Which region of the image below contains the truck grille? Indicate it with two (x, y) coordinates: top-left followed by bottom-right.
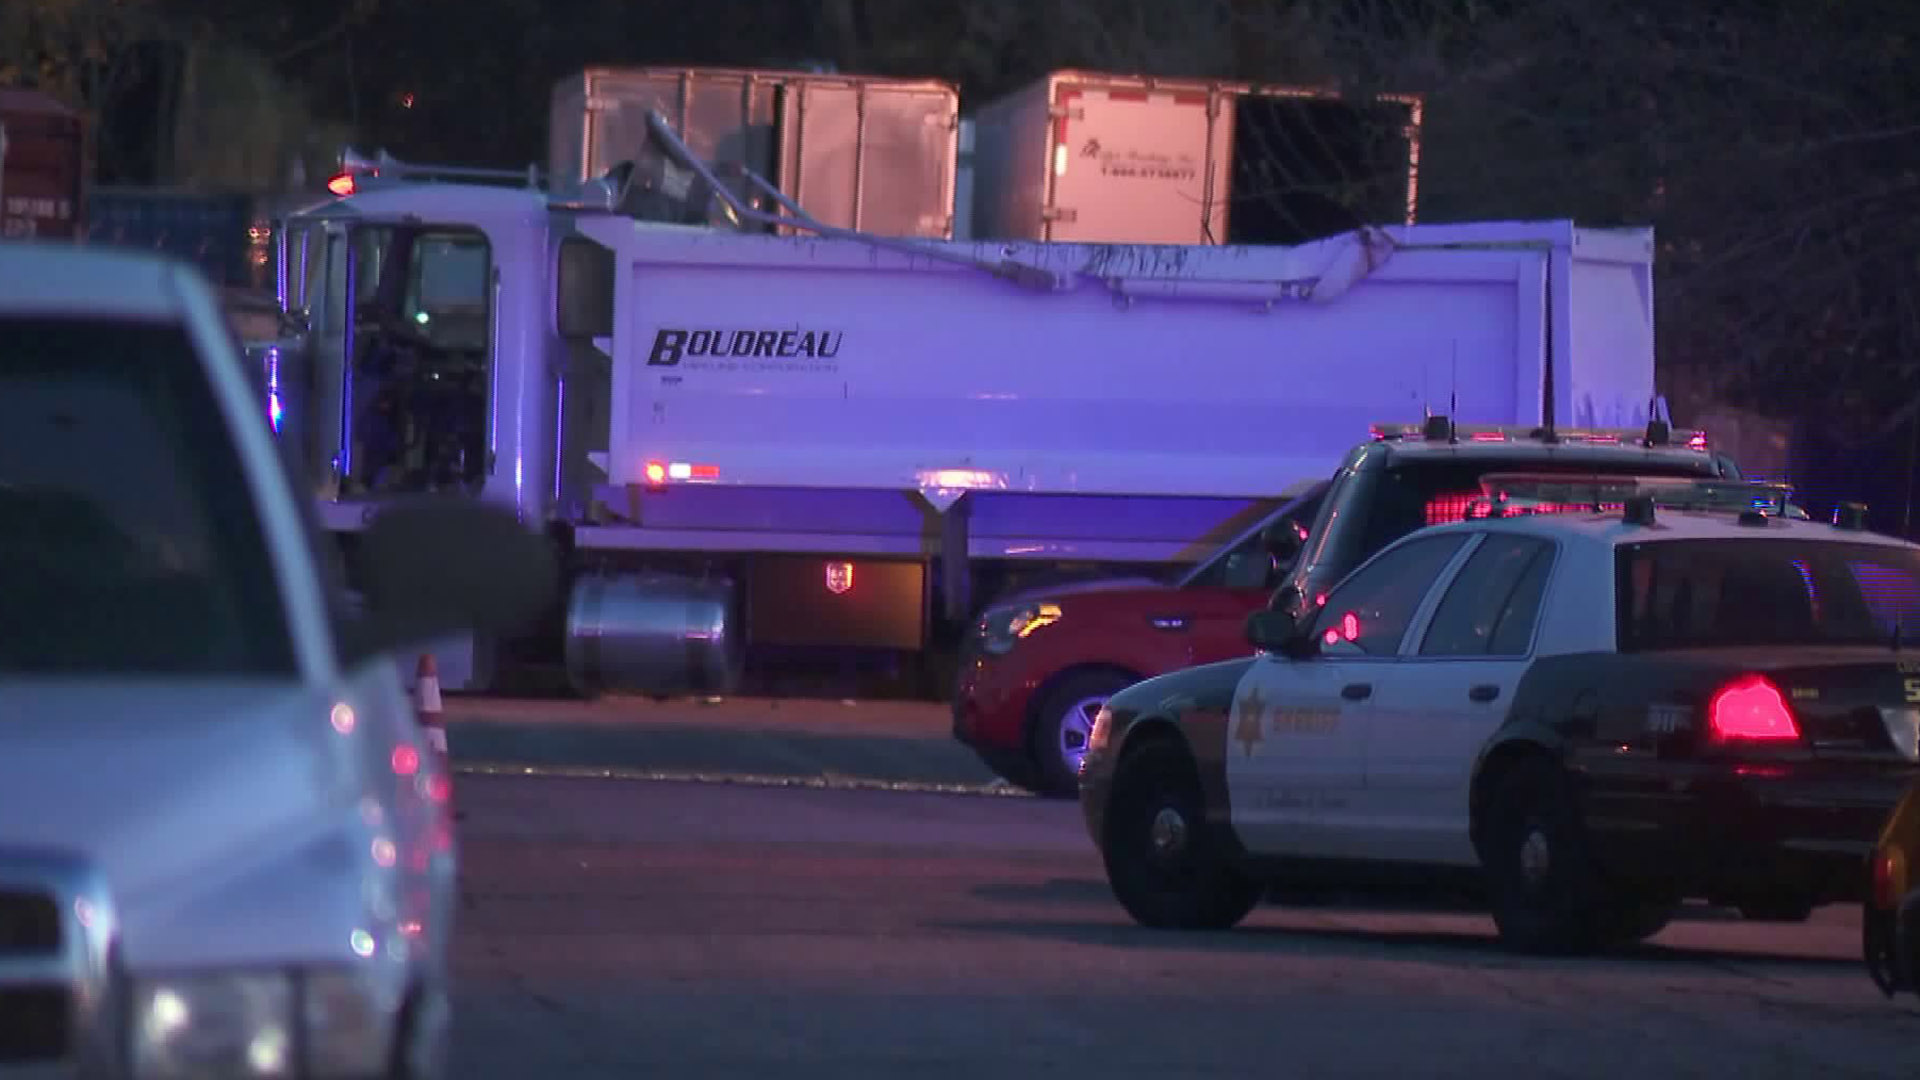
(0, 849), (123, 1073)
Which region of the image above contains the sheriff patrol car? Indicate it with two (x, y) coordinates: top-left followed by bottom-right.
(1079, 476), (1920, 954)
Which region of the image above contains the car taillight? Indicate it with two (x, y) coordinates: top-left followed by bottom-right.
(1707, 674), (1801, 742)
(1872, 850), (1900, 909)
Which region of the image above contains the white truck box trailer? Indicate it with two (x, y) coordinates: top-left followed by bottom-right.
(266, 118), (1659, 697)
(969, 69), (1422, 247)
(549, 66), (960, 239)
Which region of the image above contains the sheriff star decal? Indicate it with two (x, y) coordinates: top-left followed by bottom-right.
(1234, 687), (1267, 756)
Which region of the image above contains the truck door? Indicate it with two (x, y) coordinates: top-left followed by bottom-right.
(330, 222), (496, 498)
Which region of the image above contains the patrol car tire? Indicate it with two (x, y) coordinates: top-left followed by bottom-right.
(1101, 739), (1262, 931)
(1031, 670), (1136, 798)
(1481, 758), (1613, 955)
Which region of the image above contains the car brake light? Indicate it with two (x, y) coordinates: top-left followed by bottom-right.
(1706, 674), (1800, 742)
(1872, 850), (1900, 909)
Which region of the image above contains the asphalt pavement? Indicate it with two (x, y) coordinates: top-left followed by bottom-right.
(446, 696), (1920, 1078)
(445, 693), (1010, 794)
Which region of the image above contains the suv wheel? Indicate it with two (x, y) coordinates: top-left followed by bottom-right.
(1030, 670), (1134, 796)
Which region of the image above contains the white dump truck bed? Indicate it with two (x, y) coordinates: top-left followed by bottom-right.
(573, 216), (1657, 506)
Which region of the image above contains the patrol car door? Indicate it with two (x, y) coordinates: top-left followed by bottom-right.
(1227, 532), (1471, 857)
(1366, 532), (1558, 865)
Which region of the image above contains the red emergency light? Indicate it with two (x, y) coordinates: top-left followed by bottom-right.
(326, 173), (356, 196)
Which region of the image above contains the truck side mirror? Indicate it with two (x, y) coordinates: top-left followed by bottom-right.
(1245, 608), (1315, 659)
(1260, 519), (1305, 563)
(1267, 583), (1304, 617)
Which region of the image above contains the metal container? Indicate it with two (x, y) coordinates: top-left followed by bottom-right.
(83, 188), (264, 288)
(549, 66), (960, 238)
(968, 70), (1423, 246)
(0, 89), (85, 241)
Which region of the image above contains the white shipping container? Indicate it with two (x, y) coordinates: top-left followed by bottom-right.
(969, 70), (1422, 247)
(549, 66), (960, 239)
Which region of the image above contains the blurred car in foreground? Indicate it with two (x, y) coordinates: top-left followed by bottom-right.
(1080, 479), (1920, 954)
(0, 242), (554, 1076)
(958, 417), (1744, 796)
(1866, 779), (1920, 996)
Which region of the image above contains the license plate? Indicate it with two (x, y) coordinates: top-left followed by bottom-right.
(425, 728), (448, 753)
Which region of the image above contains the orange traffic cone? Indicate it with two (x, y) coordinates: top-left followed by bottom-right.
(413, 653), (457, 811)
(414, 653), (444, 730)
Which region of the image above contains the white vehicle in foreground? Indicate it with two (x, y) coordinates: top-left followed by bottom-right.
(0, 242), (552, 1076)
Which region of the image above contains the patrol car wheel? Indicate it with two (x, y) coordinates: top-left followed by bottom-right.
(1101, 739), (1261, 931)
(1031, 670), (1136, 797)
(1481, 759), (1612, 954)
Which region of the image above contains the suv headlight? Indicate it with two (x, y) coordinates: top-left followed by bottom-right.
(977, 602), (1063, 655)
(131, 966), (397, 1078)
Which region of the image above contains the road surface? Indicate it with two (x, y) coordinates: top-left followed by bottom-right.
(446, 697), (1920, 1078)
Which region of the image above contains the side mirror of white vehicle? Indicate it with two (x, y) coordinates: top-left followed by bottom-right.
(356, 499), (560, 653)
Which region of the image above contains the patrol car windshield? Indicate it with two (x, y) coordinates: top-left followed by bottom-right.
(0, 317), (298, 676)
(1616, 539), (1920, 651)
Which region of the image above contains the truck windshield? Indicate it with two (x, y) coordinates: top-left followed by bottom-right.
(1616, 538), (1920, 651)
(0, 317), (298, 676)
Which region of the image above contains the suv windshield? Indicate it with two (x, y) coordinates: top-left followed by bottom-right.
(0, 317), (298, 676)
(1616, 538), (1920, 651)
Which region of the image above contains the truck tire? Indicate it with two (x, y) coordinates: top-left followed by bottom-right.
(1100, 738), (1262, 931)
(1030, 669), (1137, 797)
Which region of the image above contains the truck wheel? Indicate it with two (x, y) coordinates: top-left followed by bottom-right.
(1100, 738), (1261, 931)
(1030, 670), (1135, 797)
(1480, 758), (1614, 955)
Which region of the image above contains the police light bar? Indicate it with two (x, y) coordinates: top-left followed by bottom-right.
(1476, 473), (1796, 517)
(1369, 417), (1710, 451)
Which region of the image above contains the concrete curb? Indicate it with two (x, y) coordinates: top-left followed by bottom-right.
(452, 760), (1037, 799)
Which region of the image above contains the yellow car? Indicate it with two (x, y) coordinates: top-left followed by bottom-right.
(1867, 780), (1920, 996)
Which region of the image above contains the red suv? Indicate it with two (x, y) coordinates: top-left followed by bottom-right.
(953, 484), (1327, 795)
